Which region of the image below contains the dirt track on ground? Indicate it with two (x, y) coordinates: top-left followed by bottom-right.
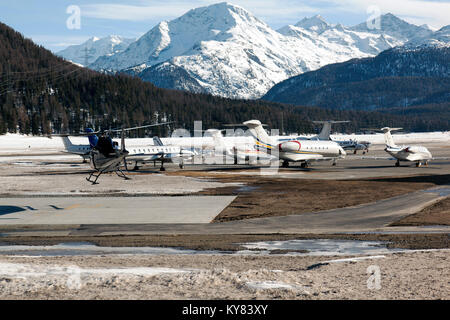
(392, 196), (450, 226)
(170, 172), (450, 223)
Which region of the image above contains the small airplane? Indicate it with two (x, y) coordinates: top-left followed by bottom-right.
(124, 136), (196, 171)
(244, 120), (346, 168)
(382, 127), (432, 167)
(58, 124), (195, 172)
(60, 135), (91, 162)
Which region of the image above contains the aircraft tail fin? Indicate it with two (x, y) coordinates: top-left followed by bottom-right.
(153, 136), (164, 146)
(243, 120), (274, 148)
(313, 121), (350, 140)
(61, 136), (74, 151)
(382, 127), (402, 148)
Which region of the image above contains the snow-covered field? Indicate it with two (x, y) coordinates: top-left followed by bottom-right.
(0, 250), (448, 299)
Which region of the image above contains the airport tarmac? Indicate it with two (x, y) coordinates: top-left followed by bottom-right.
(0, 196), (236, 225)
(0, 140), (448, 300)
(0, 142), (448, 234)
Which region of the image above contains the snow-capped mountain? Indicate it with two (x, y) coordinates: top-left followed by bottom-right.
(404, 25), (450, 48)
(294, 15), (330, 33)
(57, 35), (135, 66)
(262, 45), (450, 110)
(350, 13), (433, 42)
(92, 2), (313, 98)
(87, 2), (445, 99)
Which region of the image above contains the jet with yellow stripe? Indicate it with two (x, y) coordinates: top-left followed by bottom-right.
(244, 120), (346, 168)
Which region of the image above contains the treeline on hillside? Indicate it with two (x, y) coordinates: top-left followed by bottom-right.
(0, 22), (446, 137)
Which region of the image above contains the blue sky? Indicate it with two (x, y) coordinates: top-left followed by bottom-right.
(1, 0), (449, 52)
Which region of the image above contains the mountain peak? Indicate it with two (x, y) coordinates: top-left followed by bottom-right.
(58, 35), (134, 66)
(350, 13), (433, 41)
(180, 1), (261, 27)
(295, 14), (329, 33)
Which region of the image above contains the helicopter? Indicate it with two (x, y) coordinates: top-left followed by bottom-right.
(85, 127), (130, 184)
(52, 123), (173, 184)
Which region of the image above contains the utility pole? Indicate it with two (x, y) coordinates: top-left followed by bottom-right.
(81, 46), (95, 67)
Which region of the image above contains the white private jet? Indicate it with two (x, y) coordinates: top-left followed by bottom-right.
(244, 120), (346, 168)
(204, 129), (272, 164)
(312, 120), (371, 154)
(382, 127), (432, 167)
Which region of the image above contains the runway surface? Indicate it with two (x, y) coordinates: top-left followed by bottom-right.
(0, 196), (236, 225)
(0, 142), (448, 237)
(1, 185), (448, 237)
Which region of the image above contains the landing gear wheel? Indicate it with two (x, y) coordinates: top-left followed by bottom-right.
(301, 162), (308, 168)
(282, 161), (289, 168)
(395, 161), (400, 167)
(416, 162), (422, 167)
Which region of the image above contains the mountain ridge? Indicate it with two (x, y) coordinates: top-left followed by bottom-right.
(82, 2), (443, 99)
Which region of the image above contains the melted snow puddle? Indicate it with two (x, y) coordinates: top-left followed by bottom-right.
(246, 281), (302, 291)
(0, 242), (219, 256)
(0, 262), (193, 280)
(238, 239), (408, 256)
(0, 239), (412, 257)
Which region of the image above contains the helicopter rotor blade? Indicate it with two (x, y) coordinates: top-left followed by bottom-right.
(109, 122), (174, 133)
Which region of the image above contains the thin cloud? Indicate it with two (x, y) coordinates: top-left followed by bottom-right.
(81, 0), (322, 24)
(319, 0), (450, 28)
(81, 2), (197, 21)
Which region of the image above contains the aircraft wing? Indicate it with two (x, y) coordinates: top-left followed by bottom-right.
(61, 150), (90, 156)
(282, 153), (324, 162)
(359, 156), (397, 160)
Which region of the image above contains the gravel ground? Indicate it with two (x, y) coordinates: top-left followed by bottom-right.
(0, 250), (448, 300)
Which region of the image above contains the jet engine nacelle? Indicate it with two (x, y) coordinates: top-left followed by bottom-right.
(404, 146), (420, 153)
(279, 141), (301, 152)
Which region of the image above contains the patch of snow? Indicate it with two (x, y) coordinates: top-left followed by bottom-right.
(240, 239), (408, 256)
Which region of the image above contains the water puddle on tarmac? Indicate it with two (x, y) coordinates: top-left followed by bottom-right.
(0, 239), (411, 257)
